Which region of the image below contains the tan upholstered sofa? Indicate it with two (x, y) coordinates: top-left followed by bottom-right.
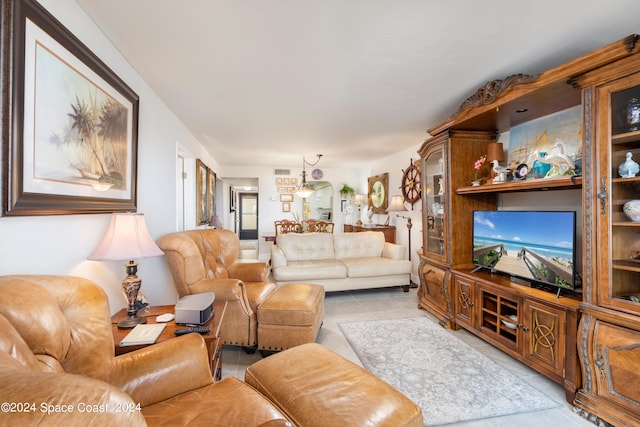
(0, 275), (423, 426)
(158, 229), (276, 350)
(271, 231), (412, 292)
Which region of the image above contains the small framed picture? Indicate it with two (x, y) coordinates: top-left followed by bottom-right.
(291, 178), (298, 185)
(282, 202), (290, 212)
(278, 187), (287, 193)
(283, 178), (290, 186)
(280, 194), (293, 202)
(276, 178), (283, 186)
(287, 187), (296, 192)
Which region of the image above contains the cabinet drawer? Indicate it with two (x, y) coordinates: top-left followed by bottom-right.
(592, 320), (640, 413)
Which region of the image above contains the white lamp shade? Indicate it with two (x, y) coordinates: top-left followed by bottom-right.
(88, 213), (164, 261)
(387, 195), (408, 212)
(354, 194), (366, 205)
(294, 184), (315, 199)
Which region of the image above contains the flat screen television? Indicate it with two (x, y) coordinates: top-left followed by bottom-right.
(472, 210), (577, 291)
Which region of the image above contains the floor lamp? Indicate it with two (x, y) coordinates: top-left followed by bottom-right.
(387, 195), (416, 287)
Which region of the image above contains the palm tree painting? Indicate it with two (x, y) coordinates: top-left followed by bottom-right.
(31, 41), (131, 193)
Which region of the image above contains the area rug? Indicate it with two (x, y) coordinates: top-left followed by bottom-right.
(338, 317), (561, 426)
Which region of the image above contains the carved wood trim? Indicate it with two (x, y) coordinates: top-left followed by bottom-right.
(623, 34), (639, 52)
(457, 74), (539, 113)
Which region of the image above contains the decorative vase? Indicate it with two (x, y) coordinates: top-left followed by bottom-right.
(623, 200), (640, 222)
(618, 152), (640, 178)
(532, 153), (551, 179)
(471, 179), (482, 187)
(625, 97), (640, 132)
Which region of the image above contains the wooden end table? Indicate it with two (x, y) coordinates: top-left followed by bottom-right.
(111, 300), (227, 381)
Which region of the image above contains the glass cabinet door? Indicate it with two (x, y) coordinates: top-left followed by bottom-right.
(598, 72), (640, 314)
(423, 146), (446, 258)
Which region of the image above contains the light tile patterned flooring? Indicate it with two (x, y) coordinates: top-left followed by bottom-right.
(222, 287), (594, 427)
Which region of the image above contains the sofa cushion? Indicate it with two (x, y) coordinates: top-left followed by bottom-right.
(342, 257), (412, 278)
(273, 260), (347, 281)
(333, 231), (385, 259)
(276, 233), (335, 261)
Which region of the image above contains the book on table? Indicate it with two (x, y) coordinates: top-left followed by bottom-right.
(119, 323), (166, 347)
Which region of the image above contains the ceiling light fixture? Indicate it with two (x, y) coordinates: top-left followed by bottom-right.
(294, 154), (322, 199)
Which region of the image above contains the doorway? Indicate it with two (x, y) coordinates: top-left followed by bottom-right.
(238, 192), (258, 240)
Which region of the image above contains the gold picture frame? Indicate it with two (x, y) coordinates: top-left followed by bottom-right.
(368, 173), (389, 214)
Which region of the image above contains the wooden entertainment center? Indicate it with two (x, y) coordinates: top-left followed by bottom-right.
(417, 35), (640, 426)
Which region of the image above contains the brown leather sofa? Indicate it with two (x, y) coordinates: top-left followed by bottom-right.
(158, 229), (276, 350)
(0, 275), (423, 426)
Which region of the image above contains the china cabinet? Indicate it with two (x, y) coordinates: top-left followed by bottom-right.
(570, 44), (640, 427)
(418, 33), (640, 420)
(417, 131), (495, 327)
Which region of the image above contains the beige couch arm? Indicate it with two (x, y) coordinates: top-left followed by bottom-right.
(227, 261), (269, 282)
(0, 366), (146, 426)
(110, 333), (213, 407)
(383, 242), (406, 260)
(270, 245), (288, 268)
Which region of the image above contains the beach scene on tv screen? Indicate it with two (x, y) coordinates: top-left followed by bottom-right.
(473, 211), (575, 288)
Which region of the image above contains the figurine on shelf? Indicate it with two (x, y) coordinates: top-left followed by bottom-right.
(527, 140), (576, 178)
(490, 160), (510, 183)
(619, 152), (639, 178)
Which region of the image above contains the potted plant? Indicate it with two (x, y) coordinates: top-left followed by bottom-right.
(339, 183), (355, 199)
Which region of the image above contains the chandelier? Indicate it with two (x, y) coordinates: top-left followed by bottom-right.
(294, 154), (322, 199)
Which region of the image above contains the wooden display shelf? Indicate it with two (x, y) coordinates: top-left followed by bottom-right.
(456, 176), (582, 194)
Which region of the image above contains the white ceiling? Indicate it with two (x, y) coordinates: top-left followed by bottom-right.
(75, 0), (640, 168)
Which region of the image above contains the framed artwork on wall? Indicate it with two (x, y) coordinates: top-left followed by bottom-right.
(196, 159), (208, 225)
(368, 173), (389, 214)
(2, 0), (139, 216)
(207, 167), (216, 223)
(282, 202), (291, 212)
(280, 194), (293, 202)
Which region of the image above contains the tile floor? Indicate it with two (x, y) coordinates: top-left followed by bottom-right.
(222, 287), (595, 427)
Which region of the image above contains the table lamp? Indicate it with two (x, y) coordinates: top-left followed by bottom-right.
(88, 213), (164, 329)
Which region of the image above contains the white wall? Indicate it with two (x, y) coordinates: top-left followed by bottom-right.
(0, 0), (218, 314)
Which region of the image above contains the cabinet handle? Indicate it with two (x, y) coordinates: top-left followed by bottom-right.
(597, 177), (607, 214)
(521, 325), (529, 332)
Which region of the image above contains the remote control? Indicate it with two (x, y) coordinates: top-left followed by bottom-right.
(174, 326), (210, 336)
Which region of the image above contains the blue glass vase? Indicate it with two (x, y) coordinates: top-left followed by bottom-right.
(532, 152), (551, 179)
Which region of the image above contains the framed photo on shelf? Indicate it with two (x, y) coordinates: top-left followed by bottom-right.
(2, 0), (139, 216)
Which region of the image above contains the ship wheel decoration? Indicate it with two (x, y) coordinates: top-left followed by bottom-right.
(400, 158), (421, 208)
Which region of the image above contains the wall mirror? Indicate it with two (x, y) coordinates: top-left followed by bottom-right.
(368, 173), (389, 214)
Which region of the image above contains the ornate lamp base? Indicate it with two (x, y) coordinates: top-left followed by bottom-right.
(117, 260), (148, 329)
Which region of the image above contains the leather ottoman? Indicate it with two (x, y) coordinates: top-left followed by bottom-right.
(257, 283), (324, 352)
(245, 343), (424, 427)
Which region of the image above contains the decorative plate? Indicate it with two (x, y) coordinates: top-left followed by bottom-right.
(311, 168), (323, 180)
(514, 163), (529, 180)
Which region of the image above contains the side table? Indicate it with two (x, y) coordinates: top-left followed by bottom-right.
(111, 300), (227, 381)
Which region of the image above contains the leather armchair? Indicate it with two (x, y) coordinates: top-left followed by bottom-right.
(0, 275), (293, 426)
(0, 275), (422, 426)
(157, 229), (276, 350)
